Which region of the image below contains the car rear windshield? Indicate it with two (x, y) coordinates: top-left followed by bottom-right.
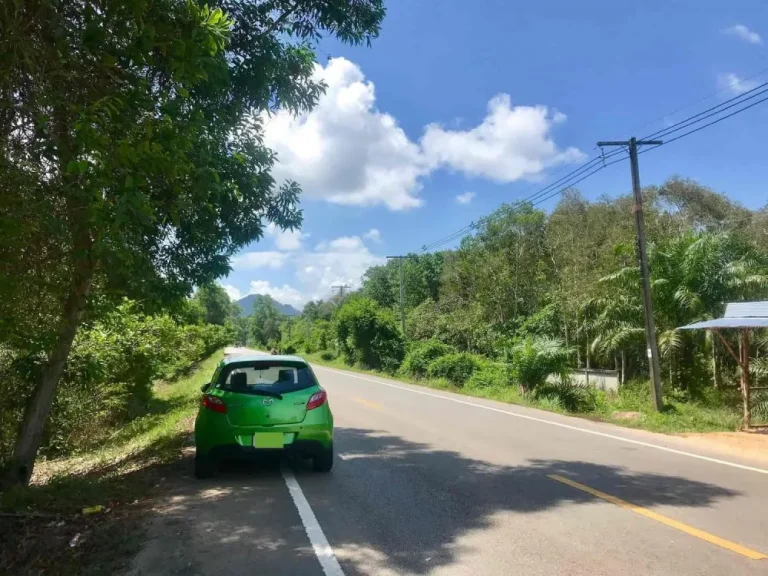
(216, 361), (318, 395)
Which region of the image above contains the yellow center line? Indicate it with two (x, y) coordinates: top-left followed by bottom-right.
(354, 397), (383, 411)
(548, 474), (767, 561)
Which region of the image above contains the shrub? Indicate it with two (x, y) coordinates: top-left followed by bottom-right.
(400, 340), (456, 378)
(466, 363), (507, 388)
(427, 353), (483, 386)
(535, 380), (596, 412)
(509, 336), (571, 391)
(333, 297), (405, 372)
(0, 300), (233, 462)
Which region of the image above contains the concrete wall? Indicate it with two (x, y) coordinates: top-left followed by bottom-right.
(570, 369), (619, 393)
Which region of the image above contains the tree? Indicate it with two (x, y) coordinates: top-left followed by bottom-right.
(333, 297), (404, 372)
(193, 283), (237, 326)
(249, 295), (283, 346)
(1, 0), (384, 485)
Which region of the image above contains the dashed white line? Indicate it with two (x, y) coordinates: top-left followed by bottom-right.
(313, 365), (768, 476)
(282, 468), (345, 576)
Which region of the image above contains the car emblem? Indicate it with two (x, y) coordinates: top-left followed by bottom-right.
(262, 398), (274, 406)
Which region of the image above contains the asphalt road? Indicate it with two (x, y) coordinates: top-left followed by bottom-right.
(130, 356), (768, 575)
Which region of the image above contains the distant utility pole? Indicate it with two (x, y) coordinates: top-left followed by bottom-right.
(597, 137), (664, 411)
(387, 256), (414, 337)
(331, 284), (348, 303)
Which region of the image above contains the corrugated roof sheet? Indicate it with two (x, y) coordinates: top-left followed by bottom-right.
(679, 317), (768, 330)
(724, 301), (768, 318)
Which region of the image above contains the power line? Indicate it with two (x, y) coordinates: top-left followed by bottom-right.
(421, 151), (626, 252)
(420, 79), (768, 253)
(627, 65), (768, 137)
(641, 82), (768, 142)
(640, 92), (768, 153)
(530, 154), (628, 208)
(421, 150), (626, 252)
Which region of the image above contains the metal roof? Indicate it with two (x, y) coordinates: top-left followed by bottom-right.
(679, 317), (768, 330)
(724, 301), (768, 318)
(678, 301), (768, 330)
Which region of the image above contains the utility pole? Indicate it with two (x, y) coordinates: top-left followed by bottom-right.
(386, 256), (414, 337)
(331, 284), (348, 301)
(597, 137), (664, 412)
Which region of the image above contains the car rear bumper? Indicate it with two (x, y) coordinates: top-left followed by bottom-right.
(207, 439), (328, 462)
(195, 420), (333, 457)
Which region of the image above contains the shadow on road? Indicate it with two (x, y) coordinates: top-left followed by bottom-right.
(292, 427), (743, 575)
(60, 425), (745, 576)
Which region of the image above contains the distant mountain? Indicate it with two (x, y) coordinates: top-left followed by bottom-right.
(236, 293), (300, 317)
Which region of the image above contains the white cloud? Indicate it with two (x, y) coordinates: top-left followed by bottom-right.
(227, 234), (385, 305)
(364, 228), (382, 242)
(231, 251), (290, 270)
(421, 95), (585, 182)
(220, 283), (242, 301)
(265, 223), (307, 251)
(298, 235), (384, 301)
(716, 72), (761, 96)
(263, 58), (582, 210)
(723, 24), (762, 45)
(247, 280), (306, 308)
(456, 191), (476, 204)
(263, 58), (427, 211)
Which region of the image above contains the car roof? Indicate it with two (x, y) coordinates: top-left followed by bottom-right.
(221, 353), (307, 365)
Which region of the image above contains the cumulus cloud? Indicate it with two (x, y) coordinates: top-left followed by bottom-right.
(716, 72), (761, 96)
(265, 223), (307, 251)
(297, 235), (384, 301)
(248, 280), (305, 307)
(227, 234), (385, 305)
(723, 24), (762, 45)
(263, 58), (427, 211)
(422, 95), (584, 182)
(364, 228), (382, 242)
(231, 251), (290, 270)
(456, 191), (476, 204)
(263, 58), (581, 210)
(220, 283), (242, 301)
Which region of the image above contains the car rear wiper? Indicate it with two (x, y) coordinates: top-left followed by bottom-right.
(247, 389), (284, 400)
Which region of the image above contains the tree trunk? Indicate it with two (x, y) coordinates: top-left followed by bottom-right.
(741, 329), (751, 429)
(621, 350), (626, 386)
(4, 254), (92, 486)
(585, 331), (591, 387)
(711, 337), (722, 389)
(576, 311), (581, 368)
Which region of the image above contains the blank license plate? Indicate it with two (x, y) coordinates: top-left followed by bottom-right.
(253, 433), (284, 449)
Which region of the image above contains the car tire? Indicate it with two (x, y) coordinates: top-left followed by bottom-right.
(313, 443), (334, 473)
(195, 451), (215, 479)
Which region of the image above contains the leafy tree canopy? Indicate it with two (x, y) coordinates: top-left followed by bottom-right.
(0, 0), (385, 485)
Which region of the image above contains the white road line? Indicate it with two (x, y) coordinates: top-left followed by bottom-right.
(313, 365), (768, 476)
(282, 468), (345, 576)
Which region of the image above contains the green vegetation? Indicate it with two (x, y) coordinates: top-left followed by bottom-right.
(272, 178), (768, 433)
(1, 0), (385, 486)
(1, 287), (236, 469)
(0, 351), (223, 575)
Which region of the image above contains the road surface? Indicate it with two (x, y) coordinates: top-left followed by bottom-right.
(130, 356), (768, 575)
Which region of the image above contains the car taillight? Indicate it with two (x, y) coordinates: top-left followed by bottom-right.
(306, 390), (327, 411)
(202, 395), (227, 414)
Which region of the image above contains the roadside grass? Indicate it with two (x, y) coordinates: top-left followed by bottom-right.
(303, 352), (742, 434)
(0, 350), (222, 575)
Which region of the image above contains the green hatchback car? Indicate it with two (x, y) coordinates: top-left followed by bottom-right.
(194, 354), (333, 478)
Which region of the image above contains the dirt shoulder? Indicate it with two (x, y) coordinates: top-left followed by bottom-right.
(677, 430), (768, 463)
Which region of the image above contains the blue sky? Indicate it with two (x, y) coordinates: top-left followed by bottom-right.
(221, 0), (768, 308)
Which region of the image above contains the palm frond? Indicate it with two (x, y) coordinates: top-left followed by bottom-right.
(658, 329), (683, 356)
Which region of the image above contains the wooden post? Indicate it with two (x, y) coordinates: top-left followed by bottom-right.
(741, 329), (751, 430)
